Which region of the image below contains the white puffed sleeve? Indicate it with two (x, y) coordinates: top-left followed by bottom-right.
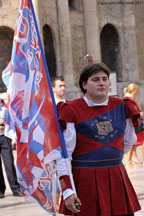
(124, 118), (137, 153)
(56, 122), (76, 199)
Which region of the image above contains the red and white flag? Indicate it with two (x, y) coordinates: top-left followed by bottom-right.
(7, 0), (67, 214)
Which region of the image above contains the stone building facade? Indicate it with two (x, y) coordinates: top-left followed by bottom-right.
(0, 0), (144, 108)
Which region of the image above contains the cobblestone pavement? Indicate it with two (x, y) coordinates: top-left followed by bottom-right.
(0, 147), (144, 216)
(125, 148), (144, 216)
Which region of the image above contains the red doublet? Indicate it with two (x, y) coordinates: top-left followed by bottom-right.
(58, 97), (141, 216)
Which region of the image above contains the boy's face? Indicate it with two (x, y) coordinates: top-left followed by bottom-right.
(82, 71), (110, 103)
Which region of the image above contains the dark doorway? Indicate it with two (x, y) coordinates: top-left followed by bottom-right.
(100, 24), (121, 80)
(43, 25), (56, 78)
(68, 0), (75, 10)
(0, 26), (14, 92)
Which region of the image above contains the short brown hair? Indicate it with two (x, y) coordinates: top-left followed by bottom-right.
(51, 76), (64, 87)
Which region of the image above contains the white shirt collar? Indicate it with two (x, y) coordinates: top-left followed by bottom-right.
(83, 95), (109, 107)
(55, 97), (66, 105)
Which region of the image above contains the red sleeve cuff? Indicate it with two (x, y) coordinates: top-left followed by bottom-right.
(59, 175), (72, 192)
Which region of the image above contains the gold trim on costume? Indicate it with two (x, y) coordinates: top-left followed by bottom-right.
(72, 158), (122, 163)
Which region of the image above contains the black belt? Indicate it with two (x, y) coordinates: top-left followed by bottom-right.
(72, 158), (122, 168)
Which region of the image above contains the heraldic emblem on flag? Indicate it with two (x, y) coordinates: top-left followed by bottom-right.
(7, 0), (67, 214)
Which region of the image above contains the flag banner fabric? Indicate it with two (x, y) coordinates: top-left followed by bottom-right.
(2, 63), (17, 142)
(7, 0), (67, 214)
(2, 61), (11, 87)
(5, 109), (17, 142)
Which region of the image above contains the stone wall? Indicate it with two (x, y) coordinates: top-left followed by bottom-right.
(133, 4), (144, 80)
(0, 0), (19, 92)
(69, 3), (86, 87)
(97, 1), (144, 106)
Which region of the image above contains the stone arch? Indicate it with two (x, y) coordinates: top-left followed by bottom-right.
(43, 24), (56, 78)
(100, 23), (121, 80)
(0, 26), (14, 92)
(68, 0), (75, 10)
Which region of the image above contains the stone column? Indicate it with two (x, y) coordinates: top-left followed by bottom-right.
(32, 0), (44, 41)
(83, 0), (101, 62)
(55, 0), (79, 99)
(121, 8), (139, 81)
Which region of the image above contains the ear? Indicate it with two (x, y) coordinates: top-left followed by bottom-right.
(82, 82), (87, 90)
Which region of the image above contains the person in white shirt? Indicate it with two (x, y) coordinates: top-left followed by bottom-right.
(51, 76), (66, 211)
(51, 76), (66, 104)
(56, 63), (141, 216)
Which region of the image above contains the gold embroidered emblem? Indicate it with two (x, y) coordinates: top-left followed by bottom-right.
(91, 116), (117, 139)
(96, 121), (113, 135)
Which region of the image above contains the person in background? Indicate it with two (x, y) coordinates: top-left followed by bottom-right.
(51, 76), (66, 211)
(51, 76), (66, 104)
(0, 98), (22, 198)
(56, 63), (141, 216)
(124, 84), (144, 166)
